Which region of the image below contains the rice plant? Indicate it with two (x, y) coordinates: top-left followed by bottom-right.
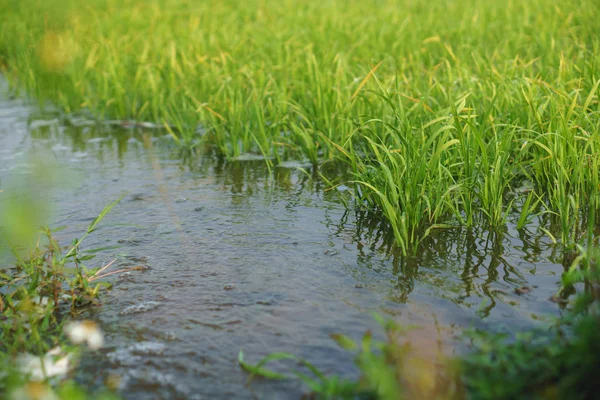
(1, 0), (599, 251)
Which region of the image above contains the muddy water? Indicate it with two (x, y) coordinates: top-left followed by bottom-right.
(0, 90), (568, 399)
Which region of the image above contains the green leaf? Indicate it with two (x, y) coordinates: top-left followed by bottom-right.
(238, 351), (289, 381)
(330, 333), (357, 351)
(86, 245), (121, 253)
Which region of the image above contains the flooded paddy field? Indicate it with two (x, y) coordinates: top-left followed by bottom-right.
(0, 88), (570, 399)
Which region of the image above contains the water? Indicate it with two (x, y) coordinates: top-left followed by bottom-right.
(0, 90), (568, 398)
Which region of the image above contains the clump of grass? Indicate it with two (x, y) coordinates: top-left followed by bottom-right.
(0, 197), (127, 398)
(339, 77), (600, 254)
(1, 196), (123, 354)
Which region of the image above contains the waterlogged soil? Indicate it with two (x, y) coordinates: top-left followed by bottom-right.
(0, 90), (569, 399)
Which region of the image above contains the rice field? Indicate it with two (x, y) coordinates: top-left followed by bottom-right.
(1, 0), (599, 254)
(1, 2), (600, 396)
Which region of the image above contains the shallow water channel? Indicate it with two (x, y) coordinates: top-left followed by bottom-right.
(0, 89), (569, 398)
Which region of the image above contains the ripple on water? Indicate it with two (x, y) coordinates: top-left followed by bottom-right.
(106, 340), (201, 399)
(276, 159), (313, 169)
(119, 301), (162, 316)
(129, 341), (167, 356)
(233, 152), (269, 161)
(29, 119), (59, 129)
(120, 369), (199, 400)
(106, 349), (143, 367)
(107, 341), (166, 365)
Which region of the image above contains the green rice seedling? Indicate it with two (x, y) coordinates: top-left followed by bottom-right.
(1, 0), (600, 252)
(519, 78), (600, 239)
(472, 123), (517, 227)
(325, 78), (459, 255)
(348, 124), (458, 255)
(515, 191), (543, 230)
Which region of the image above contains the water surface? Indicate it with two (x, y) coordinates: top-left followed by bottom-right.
(0, 90), (567, 399)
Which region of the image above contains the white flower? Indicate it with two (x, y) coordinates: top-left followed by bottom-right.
(10, 382), (59, 400)
(16, 348), (71, 381)
(64, 320), (104, 350)
(30, 297), (52, 307)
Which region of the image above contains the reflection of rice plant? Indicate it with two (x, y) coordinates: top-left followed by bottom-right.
(462, 248), (600, 400)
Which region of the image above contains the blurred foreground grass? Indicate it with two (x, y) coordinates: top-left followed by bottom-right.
(241, 250), (600, 399)
(0, 181), (124, 399)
